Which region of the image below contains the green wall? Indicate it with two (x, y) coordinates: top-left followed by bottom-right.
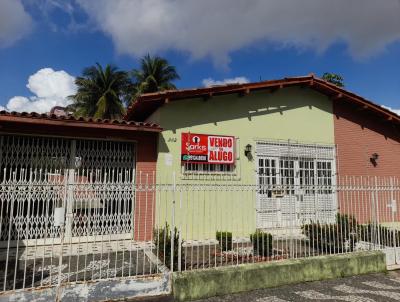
(147, 87), (334, 239)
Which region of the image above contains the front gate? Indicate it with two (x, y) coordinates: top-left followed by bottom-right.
(0, 134), (155, 293)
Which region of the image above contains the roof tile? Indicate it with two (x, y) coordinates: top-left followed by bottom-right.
(0, 110), (161, 130)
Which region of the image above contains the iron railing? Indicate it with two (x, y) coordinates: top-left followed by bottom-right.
(0, 169), (399, 294)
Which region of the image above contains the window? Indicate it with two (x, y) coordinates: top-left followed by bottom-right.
(258, 157), (335, 197)
(299, 159), (315, 194)
(317, 161), (333, 194)
(279, 159), (295, 195)
(258, 158), (277, 197)
(182, 163), (235, 174)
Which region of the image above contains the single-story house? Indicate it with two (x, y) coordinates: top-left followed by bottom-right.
(126, 75), (400, 238)
(1, 74), (399, 244)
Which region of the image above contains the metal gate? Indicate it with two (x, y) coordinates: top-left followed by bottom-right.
(0, 134), (142, 292)
(256, 140), (337, 230)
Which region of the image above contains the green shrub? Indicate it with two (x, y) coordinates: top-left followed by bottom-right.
(250, 230), (273, 257)
(359, 223), (400, 247)
(302, 213), (358, 253)
(153, 223), (182, 270)
(216, 231), (233, 251)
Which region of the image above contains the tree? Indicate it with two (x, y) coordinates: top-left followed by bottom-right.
(131, 54), (180, 100)
(321, 72), (344, 87)
(68, 63), (131, 119)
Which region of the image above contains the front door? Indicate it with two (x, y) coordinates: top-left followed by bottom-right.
(256, 142), (337, 230)
(257, 157), (298, 229)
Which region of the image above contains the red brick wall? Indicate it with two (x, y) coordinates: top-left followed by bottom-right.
(334, 101), (400, 223)
(134, 133), (158, 241)
(334, 101), (400, 177)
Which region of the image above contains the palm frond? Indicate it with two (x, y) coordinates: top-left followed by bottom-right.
(130, 54), (180, 104)
(68, 63), (131, 119)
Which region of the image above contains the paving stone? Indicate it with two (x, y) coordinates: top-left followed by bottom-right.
(195, 271), (400, 302)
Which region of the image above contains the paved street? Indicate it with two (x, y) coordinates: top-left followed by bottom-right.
(195, 271), (400, 302)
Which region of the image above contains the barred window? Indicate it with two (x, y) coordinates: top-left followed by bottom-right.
(258, 158), (277, 197)
(279, 159), (295, 195)
(299, 159), (315, 194)
(317, 161), (333, 194)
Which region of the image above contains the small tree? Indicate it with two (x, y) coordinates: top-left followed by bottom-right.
(302, 213), (358, 253)
(359, 223), (400, 247)
(322, 72), (344, 87)
(153, 223), (182, 270)
(216, 231), (233, 252)
(250, 230), (273, 257)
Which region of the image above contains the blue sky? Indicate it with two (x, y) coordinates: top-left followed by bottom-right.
(0, 0), (399, 114)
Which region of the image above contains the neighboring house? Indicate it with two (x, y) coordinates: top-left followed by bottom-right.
(126, 75), (400, 237)
(0, 111), (161, 243)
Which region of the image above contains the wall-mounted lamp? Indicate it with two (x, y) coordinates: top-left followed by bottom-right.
(244, 144), (253, 160)
(370, 153), (379, 167)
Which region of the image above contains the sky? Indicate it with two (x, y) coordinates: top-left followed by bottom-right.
(0, 0), (399, 114)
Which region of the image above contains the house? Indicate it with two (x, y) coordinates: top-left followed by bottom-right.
(0, 111), (161, 244)
(126, 75), (400, 238)
(0, 75), (399, 295)
(1, 74), (399, 249)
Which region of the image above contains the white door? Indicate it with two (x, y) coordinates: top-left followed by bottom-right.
(257, 155), (336, 229)
(257, 157), (298, 229)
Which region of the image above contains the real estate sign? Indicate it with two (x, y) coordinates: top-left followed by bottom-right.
(181, 133), (235, 164)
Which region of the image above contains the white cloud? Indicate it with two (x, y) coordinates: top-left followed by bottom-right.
(382, 105), (400, 116)
(27, 68), (76, 99)
(202, 77), (250, 87)
(4, 68), (76, 113)
(76, 0), (400, 67)
(0, 0), (33, 47)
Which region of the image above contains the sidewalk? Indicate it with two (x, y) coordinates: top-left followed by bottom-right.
(194, 271), (400, 302)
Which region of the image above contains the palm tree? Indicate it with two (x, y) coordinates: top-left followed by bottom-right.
(68, 63), (131, 119)
(131, 54), (180, 100)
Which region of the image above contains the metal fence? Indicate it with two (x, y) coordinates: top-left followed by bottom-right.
(0, 167), (157, 293)
(0, 170), (400, 294)
(158, 176), (400, 272)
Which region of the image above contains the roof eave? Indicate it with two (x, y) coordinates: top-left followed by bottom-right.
(0, 114), (163, 133)
(126, 76), (400, 124)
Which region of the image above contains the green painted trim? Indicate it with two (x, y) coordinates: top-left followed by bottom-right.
(172, 251), (386, 301)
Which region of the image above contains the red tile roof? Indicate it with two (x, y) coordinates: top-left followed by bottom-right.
(0, 110), (162, 132)
(125, 75), (400, 124)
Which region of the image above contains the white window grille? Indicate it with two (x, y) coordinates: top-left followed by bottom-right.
(255, 140), (337, 228)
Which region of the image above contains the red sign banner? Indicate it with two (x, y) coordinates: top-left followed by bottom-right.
(181, 133), (235, 164)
